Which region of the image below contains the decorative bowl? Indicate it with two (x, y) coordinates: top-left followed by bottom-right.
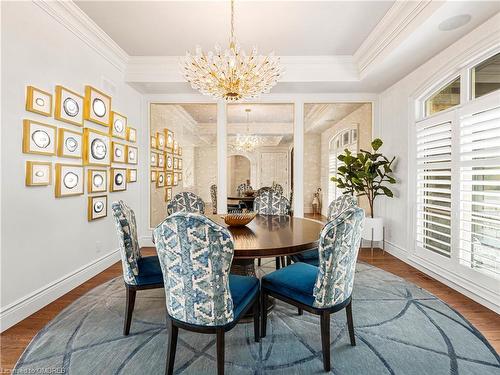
(222, 212), (256, 227)
(243, 190), (255, 197)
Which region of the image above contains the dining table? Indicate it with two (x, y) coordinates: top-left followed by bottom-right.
(227, 195), (256, 211)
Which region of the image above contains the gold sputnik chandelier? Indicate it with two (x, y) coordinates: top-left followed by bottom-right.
(181, 0), (283, 101)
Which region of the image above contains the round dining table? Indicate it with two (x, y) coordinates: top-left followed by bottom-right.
(208, 214), (324, 276)
(227, 195), (256, 211)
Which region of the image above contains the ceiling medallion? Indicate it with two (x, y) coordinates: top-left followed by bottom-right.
(181, 0), (283, 101)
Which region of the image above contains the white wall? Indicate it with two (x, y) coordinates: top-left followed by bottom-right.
(377, 13), (500, 312)
(0, 2), (146, 330)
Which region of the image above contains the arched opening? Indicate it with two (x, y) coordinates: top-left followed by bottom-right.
(227, 154), (251, 195)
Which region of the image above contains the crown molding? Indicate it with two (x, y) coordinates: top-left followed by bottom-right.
(34, 0), (129, 72)
(354, 0), (444, 78)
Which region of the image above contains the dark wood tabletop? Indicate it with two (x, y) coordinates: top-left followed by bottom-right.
(208, 214), (324, 259)
(227, 195), (255, 201)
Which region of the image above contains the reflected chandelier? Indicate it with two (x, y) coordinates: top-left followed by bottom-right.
(234, 109), (260, 152)
(181, 0), (283, 101)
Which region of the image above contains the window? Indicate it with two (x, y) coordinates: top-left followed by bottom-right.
(459, 101), (500, 277)
(424, 77), (460, 117)
(416, 114), (452, 257)
(471, 52), (500, 99)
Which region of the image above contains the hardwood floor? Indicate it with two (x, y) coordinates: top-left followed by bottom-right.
(1, 248), (498, 371)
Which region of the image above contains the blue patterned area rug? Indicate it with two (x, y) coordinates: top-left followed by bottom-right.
(15, 262), (499, 374)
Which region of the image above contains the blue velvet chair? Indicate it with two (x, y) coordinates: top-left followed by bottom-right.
(290, 194), (358, 266)
(167, 191), (205, 215)
(254, 190), (291, 269)
(261, 206), (364, 372)
(153, 212), (260, 375)
(111, 201), (164, 335)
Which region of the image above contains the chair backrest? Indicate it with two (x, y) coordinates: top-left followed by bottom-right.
(236, 182), (253, 196)
(111, 201), (142, 285)
(327, 194), (358, 220)
(313, 206), (365, 308)
(256, 186), (273, 196)
(153, 212), (235, 326)
(167, 192), (205, 215)
(210, 184), (217, 214)
(254, 190), (290, 215)
(272, 182), (284, 196)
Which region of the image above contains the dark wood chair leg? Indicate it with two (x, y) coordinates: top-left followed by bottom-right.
(165, 318), (178, 375)
(297, 308), (303, 316)
(258, 258), (261, 266)
(346, 301), (356, 346)
(253, 296), (260, 342)
(261, 291), (268, 338)
(320, 312), (331, 372)
(275, 257), (281, 270)
(123, 287), (136, 335)
(286, 257), (291, 266)
(216, 328), (225, 375)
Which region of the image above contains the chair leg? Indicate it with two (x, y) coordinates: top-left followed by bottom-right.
(275, 257), (281, 270)
(253, 295), (260, 342)
(216, 328), (225, 375)
(297, 308), (303, 316)
(261, 291), (268, 338)
(165, 318), (178, 375)
(123, 287), (136, 335)
(346, 301), (356, 346)
(320, 312), (331, 372)
(258, 258), (261, 266)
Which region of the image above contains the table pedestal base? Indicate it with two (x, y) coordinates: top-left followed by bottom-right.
(230, 258), (275, 323)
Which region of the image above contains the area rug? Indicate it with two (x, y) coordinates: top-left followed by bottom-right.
(15, 262), (499, 374)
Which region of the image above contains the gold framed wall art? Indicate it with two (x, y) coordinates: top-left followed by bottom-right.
(55, 85), (84, 126)
(84, 86), (111, 127)
(23, 120), (57, 156)
(26, 161), (52, 186)
(26, 86), (52, 117)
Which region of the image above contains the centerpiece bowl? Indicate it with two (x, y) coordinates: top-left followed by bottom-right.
(222, 212), (256, 227)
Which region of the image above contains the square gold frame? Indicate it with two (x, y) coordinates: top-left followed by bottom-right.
(83, 128), (111, 166)
(54, 85), (84, 126)
(26, 161), (52, 186)
(88, 195), (108, 221)
(110, 111), (127, 139)
(23, 120), (57, 156)
(165, 129), (174, 151)
(111, 141), (127, 163)
(127, 168), (137, 183)
(57, 128), (82, 159)
(87, 168), (107, 193)
(127, 127), (137, 142)
(26, 86), (52, 117)
(165, 187), (173, 202)
(110, 168), (127, 192)
(84, 85), (112, 127)
(126, 145), (138, 165)
(55, 163), (84, 197)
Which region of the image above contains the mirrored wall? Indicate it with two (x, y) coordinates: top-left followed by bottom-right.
(303, 103), (373, 217)
(150, 103), (217, 227)
(226, 104), (294, 211)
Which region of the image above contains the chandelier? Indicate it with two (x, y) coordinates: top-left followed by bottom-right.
(181, 0), (282, 101)
(233, 109), (260, 152)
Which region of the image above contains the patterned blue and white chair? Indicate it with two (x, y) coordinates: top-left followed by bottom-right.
(166, 191), (205, 215)
(236, 182), (253, 197)
(111, 201), (164, 335)
(272, 182), (284, 196)
(290, 194), (358, 266)
(254, 189), (290, 269)
(261, 206), (364, 372)
(154, 212), (260, 375)
(211, 184), (245, 214)
(254, 189), (290, 216)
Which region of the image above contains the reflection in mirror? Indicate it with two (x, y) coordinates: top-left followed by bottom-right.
(304, 103), (372, 217)
(149, 103), (217, 227)
(226, 104), (294, 212)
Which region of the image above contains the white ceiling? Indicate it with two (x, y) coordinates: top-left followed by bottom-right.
(75, 1), (393, 56)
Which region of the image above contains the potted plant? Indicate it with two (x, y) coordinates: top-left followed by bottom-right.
(331, 138), (396, 244)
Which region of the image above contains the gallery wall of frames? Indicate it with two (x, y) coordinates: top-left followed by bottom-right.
(23, 84), (139, 221)
(150, 128), (183, 205)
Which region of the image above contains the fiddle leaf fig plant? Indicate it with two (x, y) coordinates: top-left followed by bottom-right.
(331, 138), (396, 218)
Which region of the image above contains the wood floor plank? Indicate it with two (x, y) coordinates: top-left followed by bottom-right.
(0, 246), (498, 371)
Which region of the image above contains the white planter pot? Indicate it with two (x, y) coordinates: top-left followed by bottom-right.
(361, 217), (384, 242)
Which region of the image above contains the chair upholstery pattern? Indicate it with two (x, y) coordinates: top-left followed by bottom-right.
(254, 190), (290, 215)
(236, 182), (253, 196)
(111, 201), (142, 285)
(313, 206), (364, 308)
(167, 192), (205, 215)
(327, 194), (358, 220)
(153, 212), (236, 326)
(210, 184), (217, 214)
(256, 186), (273, 196)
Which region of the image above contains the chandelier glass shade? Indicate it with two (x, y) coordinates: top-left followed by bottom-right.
(232, 109), (261, 152)
(181, 0), (283, 101)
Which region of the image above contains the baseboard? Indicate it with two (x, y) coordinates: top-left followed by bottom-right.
(381, 241), (499, 314)
(0, 249), (120, 332)
(139, 235), (154, 248)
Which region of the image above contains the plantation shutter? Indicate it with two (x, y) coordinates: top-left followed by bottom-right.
(416, 112), (453, 257)
(459, 96), (500, 278)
